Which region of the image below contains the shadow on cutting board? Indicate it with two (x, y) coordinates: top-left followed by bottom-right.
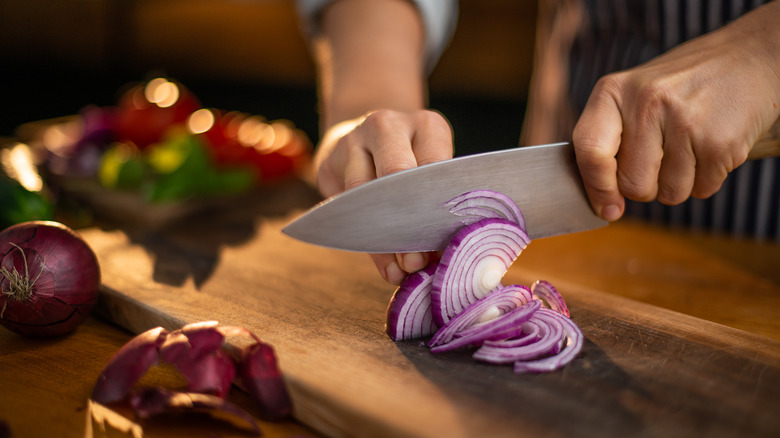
(392, 324), (648, 437)
(390, 299), (780, 437)
(100, 178), (322, 289)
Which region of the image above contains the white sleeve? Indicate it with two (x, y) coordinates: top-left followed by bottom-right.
(295, 0), (459, 72)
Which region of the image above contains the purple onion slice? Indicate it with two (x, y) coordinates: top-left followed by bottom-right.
(480, 320), (543, 349)
(512, 309), (584, 373)
(384, 188), (585, 374)
(432, 218), (531, 326)
(429, 284), (531, 347)
(385, 262), (439, 341)
(472, 312), (564, 363)
(430, 300), (540, 353)
(446, 190), (526, 231)
(531, 280), (570, 317)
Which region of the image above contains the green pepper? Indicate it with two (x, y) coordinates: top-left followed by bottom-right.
(144, 134), (254, 203)
(0, 173), (54, 229)
(98, 142), (146, 190)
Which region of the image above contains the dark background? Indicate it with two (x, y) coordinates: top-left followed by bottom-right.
(0, 0), (536, 157)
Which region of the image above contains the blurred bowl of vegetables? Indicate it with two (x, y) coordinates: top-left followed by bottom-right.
(13, 76), (312, 229)
(0, 142), (54, 229)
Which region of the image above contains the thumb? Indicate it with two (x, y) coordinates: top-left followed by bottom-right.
(572, 85), (625, 221)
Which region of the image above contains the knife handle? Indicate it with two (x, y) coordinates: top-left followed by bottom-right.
(749, 119), (780, 160)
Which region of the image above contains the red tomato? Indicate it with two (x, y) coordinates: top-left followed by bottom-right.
(114, 78), (201, 149)
(246, 129), (312, 183)
(195, 110), (256, 168)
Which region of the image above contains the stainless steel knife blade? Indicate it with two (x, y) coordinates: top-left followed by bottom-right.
(282, 142), (607, 253)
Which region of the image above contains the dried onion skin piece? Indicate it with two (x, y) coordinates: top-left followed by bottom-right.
(91, 326), (169, 404)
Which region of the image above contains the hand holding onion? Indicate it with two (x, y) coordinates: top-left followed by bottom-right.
(0, 221), (100, 337)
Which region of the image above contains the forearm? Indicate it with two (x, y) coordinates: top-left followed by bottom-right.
(312, 0), (428, 131)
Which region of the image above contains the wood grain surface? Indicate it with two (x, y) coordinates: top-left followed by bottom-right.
(69, 181), (780, 438)
(0, 316), (321, 438)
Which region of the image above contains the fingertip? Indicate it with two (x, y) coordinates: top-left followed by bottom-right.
(384, 260), (406, 285)
(599, 203), (624, 222)
(400, 252), (427, 273)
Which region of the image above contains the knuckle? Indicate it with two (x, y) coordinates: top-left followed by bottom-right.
(573, 137), (616, 170)
(592, 73), (625, 97)
(656, 183), (688, 205)
(633, 81), (672, 123)
(695, 139), (748, 170)
(415, 109), (449, 130)
(337, 135), (366, 161)
(690, 184), (721, 199)
(360, 109), (399, 131)
(378, 158), (416, 177)
(618, 172), (656, 202)
(696, 141), (730, 163)
(343, 175), (373, 191)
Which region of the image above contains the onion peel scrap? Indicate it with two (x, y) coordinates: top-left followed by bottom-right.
(91, 321), (292, 433)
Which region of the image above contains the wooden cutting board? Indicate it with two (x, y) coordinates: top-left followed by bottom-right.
(81, 181), (780, 438)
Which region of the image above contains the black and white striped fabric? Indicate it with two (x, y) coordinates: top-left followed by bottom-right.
(567, 0), (779, 240)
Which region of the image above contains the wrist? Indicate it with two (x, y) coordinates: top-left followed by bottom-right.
(734, 1), (780, 103)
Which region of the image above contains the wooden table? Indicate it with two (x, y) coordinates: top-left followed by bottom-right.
(1, 180), (779, 438)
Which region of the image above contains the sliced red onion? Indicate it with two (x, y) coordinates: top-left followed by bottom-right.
(476, 320), (543, 351)
(446, 190), (526, 231)
(531, 280), (570, 317)
(512, 308), (583, 373)
(428, 284), (531, 347)
(385, 188), (585, 374)
(430, 300), (540, 353)
(385, 263), (439, 341)
(472, 311), (564, 363)
(432, 218), (530, 326)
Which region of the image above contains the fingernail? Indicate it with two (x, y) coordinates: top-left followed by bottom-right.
(601, 204), (622, 221)
(401, 253), (426, 272)
(384, 261), (405, 285)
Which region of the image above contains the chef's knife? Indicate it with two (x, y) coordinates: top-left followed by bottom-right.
(282, 142), (607, 253)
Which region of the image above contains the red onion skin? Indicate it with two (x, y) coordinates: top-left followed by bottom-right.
(182, 350), (237, 398)
(129, 387), (261, 435)
(159, 323), (236, 398)
(240, 341), (293, 421)
(92, 326), (170, 404)
(0, 221), (101, 337)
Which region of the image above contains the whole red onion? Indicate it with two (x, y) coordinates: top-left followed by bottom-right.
(0, 221), (101, 337)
